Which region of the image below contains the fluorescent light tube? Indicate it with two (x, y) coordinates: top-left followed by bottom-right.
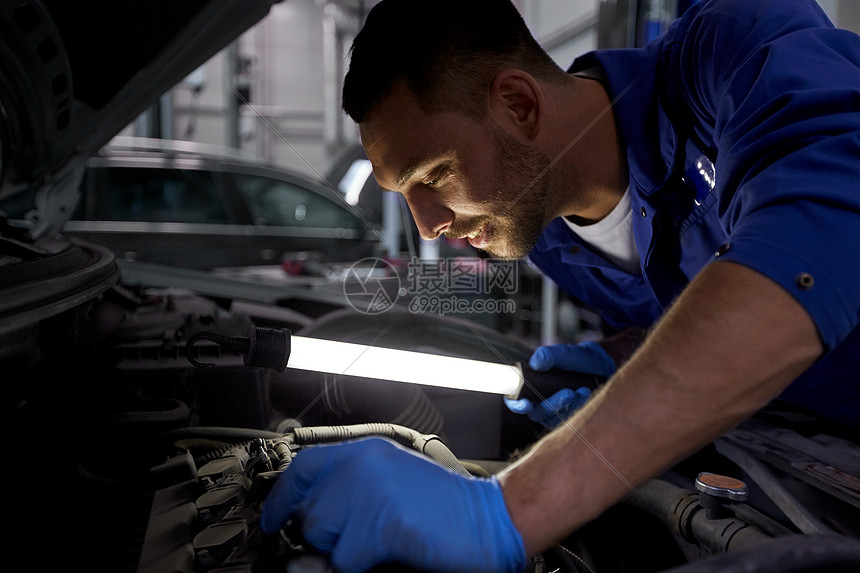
(288, 335), (524, 396)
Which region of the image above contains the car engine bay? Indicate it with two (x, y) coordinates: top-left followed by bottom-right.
(6, 269), (860, 573)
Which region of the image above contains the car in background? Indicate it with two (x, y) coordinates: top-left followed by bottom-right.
(62, 136), (384, 270)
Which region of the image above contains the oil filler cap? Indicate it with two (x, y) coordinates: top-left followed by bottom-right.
(695, 472), (748, 501)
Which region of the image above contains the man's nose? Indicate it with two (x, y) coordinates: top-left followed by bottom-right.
(405, 192), (454, 240)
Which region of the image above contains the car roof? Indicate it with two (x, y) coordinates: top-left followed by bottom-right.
(95, 136), (274, 165)
(89, 136), (361, 209)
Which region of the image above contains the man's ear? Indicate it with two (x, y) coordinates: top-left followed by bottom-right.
(488, 69), (543, 141)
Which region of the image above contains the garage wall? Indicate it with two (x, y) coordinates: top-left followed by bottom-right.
(520, 0), (599, 67)
(239, 0), (598, 177)
(127, 0), (599, 180)
(128, 0), (858, 181)
(819, 0), (860, 34)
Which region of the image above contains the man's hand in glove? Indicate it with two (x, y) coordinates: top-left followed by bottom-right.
(529, 340), (616, 377)
(505, 340), (613, 428)
(260, 437), (527, 573)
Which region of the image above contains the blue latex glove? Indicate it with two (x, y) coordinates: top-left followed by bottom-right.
(506, 386), (593, 428)
(505, 340), (615, 428)
(260, 437), (527, 573)
(528, 340), (615, 376)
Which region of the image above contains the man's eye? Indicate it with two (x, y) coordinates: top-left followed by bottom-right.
(424, 172), (447, 188)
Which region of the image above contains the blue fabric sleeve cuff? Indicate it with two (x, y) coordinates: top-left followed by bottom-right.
(715, 236), (854, 352)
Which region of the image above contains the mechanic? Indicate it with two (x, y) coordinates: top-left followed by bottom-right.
(261, 0), (860, 571)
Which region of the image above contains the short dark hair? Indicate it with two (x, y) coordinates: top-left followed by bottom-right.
(342, 0), (564, 123)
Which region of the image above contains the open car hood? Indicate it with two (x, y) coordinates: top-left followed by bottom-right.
(0, 0), (282, 247)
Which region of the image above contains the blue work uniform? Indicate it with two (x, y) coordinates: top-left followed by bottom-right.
(527, 0), (860, 430)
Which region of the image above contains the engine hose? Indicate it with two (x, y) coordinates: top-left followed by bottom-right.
(106, 397), (190, 432)
(321, 374), (445, 436)
(387, 384), (445, 435)
(659, 533), (860, 573)
(291, 423), (471, 477)
(160, 426), (284, 444)
(625, 479), (774, 554)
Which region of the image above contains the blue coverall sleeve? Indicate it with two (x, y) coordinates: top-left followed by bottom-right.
(676, 0), (860, 351)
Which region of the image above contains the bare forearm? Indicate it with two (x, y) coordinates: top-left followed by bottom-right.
(498, 261), (823, 556)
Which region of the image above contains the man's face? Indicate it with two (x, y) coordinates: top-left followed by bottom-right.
(359, 82), (554, 259)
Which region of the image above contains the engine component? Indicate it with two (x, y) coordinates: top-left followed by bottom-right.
(136, 423), (468, 573)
